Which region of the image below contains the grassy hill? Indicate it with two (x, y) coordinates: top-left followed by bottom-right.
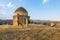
(0, 27), (60, 40)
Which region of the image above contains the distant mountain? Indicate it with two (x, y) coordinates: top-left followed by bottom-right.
(0, 19), (50, 25)
(30, 19), (50, 24)
(0, 19), (13, 25)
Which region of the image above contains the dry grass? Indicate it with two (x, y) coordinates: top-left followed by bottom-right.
(0, 24), (60, 40)
(0, 27), (60, 40)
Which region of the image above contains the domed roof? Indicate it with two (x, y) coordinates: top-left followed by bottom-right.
(14, 7), (28, 15)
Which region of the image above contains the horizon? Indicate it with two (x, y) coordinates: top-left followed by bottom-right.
(0, 0), (60, 21)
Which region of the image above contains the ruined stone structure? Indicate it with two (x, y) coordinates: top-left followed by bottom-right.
(50, 21), (56, 27)
(0, 7), (60, 29)
(13, 7), (30, 28)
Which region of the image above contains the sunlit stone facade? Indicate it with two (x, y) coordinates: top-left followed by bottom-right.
(13, 7), (30, 28)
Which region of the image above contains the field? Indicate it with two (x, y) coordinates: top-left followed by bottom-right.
(0, 27), (60, 40)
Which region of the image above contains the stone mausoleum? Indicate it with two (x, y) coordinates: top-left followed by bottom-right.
(13, 7), (30, 28)
(0, 7), (59, 29)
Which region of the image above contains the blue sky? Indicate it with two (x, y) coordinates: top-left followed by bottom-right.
(0, 0), (60, 21)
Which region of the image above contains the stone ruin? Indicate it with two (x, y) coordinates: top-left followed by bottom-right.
(13, 7), (30, 28)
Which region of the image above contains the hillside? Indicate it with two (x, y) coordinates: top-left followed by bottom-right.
(0, 28), (60, 40)
(0, 19), (50, 25)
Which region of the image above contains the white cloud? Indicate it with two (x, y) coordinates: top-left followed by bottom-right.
(7, 2), (14, 8)
(43, 0), (48, 4)
(0, 11), (7, 19)
(0, 11), (12, 19)
(0, 4), (5, 8)
(0, 2), (14, 8)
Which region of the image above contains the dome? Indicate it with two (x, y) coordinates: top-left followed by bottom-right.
(14, 7), (28, 15)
